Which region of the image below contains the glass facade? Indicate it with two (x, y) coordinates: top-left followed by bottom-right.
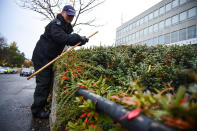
(188, 7), (196, 18)
(136, 31), (139, 38)
(180, 11), (187, 21)
(149, 13), (153, 20)
(165, 18), (171, 27)
(171, 31), (178, 43)
(188, 25), (196, 39)
(172, 15), (179, 24)
(159, 35), (165, 44)
(149, 25), (153, 33)
(154, 10), (159, 18)
(148, 39), (153, 45)
(144, 28), (148, 35)
(172, 0), (179, 8)
(165, 33), (171, 44)
(144, 16), (148, 23)
(166, 2), (172, 12)
(140, 18), (144, 25)
(140, 30), (144, 37)
(153, 37), (158, 45)
(179, 28), (186, 40)
(159, 21), (165, 30)
(180, 0), (187, 5)
(116, 0), (197, 46)
(159, 6), (165, 15)
(154, 23), (158, 32)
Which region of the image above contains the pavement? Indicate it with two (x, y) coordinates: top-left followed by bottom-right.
(0, 74), (49, 131)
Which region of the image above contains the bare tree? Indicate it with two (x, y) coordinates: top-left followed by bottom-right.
(16, 0), (104, 28)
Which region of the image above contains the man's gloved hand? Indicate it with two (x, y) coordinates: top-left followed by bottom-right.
(68, 33), (89, 46)
(70, 33), (82, 43)
(79, 36), (89, 46)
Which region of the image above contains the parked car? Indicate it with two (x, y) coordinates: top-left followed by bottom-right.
(4, 67), (11, 74)
(10, 68), (18, 74)
(20, 68), (33, 76)
(0, 66), (6, 74)
(31, 69), (35, 74)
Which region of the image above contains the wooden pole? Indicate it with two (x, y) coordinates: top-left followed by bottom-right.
(27, 31), (98, 80)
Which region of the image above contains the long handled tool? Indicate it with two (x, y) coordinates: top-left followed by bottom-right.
(27, 31), (98, 80)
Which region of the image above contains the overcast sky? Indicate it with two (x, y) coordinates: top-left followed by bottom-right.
(0, 0), (161, 59)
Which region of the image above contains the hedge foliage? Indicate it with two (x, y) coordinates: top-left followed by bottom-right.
(53, 44), (197, 130)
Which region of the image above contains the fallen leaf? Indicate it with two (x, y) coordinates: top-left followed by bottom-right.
(127, 108), (141, 119)
(121, 97), (137, 105)
(110, 96), (121, 101)
(120, 108), (141, 120)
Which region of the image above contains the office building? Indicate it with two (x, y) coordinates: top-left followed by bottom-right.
(115, 0), (197, 46)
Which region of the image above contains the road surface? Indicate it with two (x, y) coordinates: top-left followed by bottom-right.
(0, 74), (49, 131)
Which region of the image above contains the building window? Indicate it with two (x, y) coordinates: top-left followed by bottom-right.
(126, 27), (128, 32)
(136, 21), (140, 27)
(136, 31), (139, 39)
(144, 27), (148, 35)
(180, 11), (187, 21)
(120, 30), (122, 36)
(159, 35), (165, 44)
(153, 23), (158, 32)
(180, 0), (187, 5)
(159, 6), (165, 15)
(153, 37), (158, 45)
(129, 24), (132, 30)
(148, 39), (153, 45)
(159, 20), (165, 30)
(149, 25), (153, 33)
(172, 14), (179, 24)
(165, 17), (171, 27)
(132, 33), (136, 40)
(140, 18), (144, 25)
(154, 10), (159, 18)
(122, 28), (124, 34)
(126, 36), (129, 43)
(172, 0), (179, 8)
(122, 37), (125, 43)
(188, 25), (196, 39)
(144, 16), (148, 23)
(149, 13), (153, 21)
(171, 31), (178, 43)
(165, 33), (170, 44)
(179, 28), (186, 41)
(166, 2), (172, 12)
(188, 7), (196, 18)
(131, 34), (133, 40)
(144, 40), (148, 45)
(132, 23), (136, 29)
(140, 30), (144, 37)
(129, 34), (132, 41)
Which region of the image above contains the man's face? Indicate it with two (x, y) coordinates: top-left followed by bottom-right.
(61, 11), (74, 23)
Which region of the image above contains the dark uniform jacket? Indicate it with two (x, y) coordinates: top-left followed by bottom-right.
(32, 14), (80, 66)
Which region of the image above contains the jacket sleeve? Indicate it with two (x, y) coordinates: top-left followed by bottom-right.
(49, 23), (81, 46)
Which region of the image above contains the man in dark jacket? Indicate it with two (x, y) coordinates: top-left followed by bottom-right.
(31, 5), (88, 118)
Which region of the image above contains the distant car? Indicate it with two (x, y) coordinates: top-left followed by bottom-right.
(10, 68), (18, 74)
(20, 68), (33, 76)
(4, 67), (11, 74)
(0, 67), (6, 74)
(31, 69), (35, 74)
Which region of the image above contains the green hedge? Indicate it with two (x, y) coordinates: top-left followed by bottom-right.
(53, 44), (197, 130)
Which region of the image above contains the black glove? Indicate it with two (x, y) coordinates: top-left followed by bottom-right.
(80, 36), (89, 46)
(69, 33), (82, 45)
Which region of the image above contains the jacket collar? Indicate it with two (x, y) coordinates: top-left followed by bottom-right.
(56, 13), (73, 34)
(57, 14), (68, 25)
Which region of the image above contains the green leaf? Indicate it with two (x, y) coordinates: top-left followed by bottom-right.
(174, 87), (186, 107)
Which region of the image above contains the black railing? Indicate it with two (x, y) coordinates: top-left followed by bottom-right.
(77, 89), (177, 131)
